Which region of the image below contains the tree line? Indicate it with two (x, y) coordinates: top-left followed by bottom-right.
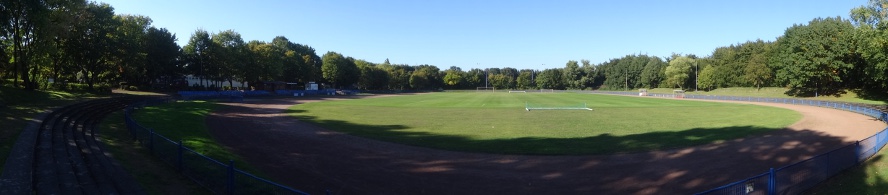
(4, 0), (888, 98)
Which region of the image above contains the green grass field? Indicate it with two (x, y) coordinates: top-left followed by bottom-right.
(287, 92), (801, 155)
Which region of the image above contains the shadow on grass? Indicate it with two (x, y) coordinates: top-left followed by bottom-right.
(852, 88), (888, 104)
(291, 110), (780, 155)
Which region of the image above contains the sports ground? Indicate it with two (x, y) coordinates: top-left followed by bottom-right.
(286, 92), (799, 155)
(205, 92), (886, 194)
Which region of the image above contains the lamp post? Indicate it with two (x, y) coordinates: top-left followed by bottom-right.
(694, 60), (698, 92)
(483, 64), (488, 88)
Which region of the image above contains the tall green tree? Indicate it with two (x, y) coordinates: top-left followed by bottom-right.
(562, 60), (584, 89)
(852, 0), (888, 97)
(113, 14), (151, 88)
(321, 51), (359, 88)
(410, 65), (442, 90)
(697, 65), (717, 91)
(664, 56), (694, 89)
(516, 69), (534, 89)
(463, 68), (485, 88)
(62, 2), (119, 89)
(3, 0), (85, 89)
(535, 68), (563, 89)
(211, 30), (246, 88)
(638, 56), (667, 89)
(772, 17), (858, 96)
(183, 29), (213, 87)
(744, 53), (772, 90)
(144, 27), (182, 87)
(442, 67), (463, 89)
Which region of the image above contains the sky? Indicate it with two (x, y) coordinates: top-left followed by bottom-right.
(97, 0), (866, 70)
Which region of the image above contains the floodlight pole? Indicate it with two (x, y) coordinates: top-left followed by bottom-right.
(625, 69), (628, 91)
(484, 65), (488, 88)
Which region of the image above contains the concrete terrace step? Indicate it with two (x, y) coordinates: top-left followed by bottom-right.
(0, 97), (146, 195)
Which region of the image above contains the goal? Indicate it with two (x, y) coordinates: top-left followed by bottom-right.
(540, 89), (555, 93)
(525, 102), (593, 111)
(476, 87), (496, 92)
(673, 90), (685, 99)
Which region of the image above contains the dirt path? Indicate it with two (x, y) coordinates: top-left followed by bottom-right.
(206, 95), (886, 195)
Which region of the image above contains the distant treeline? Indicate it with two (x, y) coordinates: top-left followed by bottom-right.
(4, 1), (888, 98)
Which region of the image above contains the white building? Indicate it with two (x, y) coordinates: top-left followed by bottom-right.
(185, 75), (248, 88)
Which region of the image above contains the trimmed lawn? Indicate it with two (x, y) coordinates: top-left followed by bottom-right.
(288, 92), (801, 155)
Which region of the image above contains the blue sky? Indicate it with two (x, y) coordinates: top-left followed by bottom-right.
(98, 0), (865, 70)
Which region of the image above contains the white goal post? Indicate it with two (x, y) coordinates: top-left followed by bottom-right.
(540, 89), (555, 93)
(476, 87), (496, 92)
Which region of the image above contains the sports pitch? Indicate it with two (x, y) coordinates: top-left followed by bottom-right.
(287, 92), (801, 155)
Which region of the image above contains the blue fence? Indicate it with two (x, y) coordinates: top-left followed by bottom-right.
(589, 91), (888, 194)
(124, 99), (309, 195)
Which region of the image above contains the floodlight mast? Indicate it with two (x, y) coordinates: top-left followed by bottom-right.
(695, 60), (698, 92)
(484, 65), (488, 88)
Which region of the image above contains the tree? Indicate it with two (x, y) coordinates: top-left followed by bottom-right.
(516, 70), (534, 89)
(443, 69), (463, 88)
(638, 57), (667, 89)
(535, 68), (563, 89)
(358, 65), (389, 90)
(410, 65), (442, 90)
(463, 68), (484, 88)
(697, 65), (717, 91)
(144, 27), (181, 86)
(3, 0), (85, 89)
(321, 51), (359, 88)
(851, 0), (888, 97)
(488, 74), (513, 89)
(212, 30), (246, 88)
(744, 54), (772, 90)
(62, 2), (119, 89)
(385, 65), (412, 90)
(113, 15), (150, 87)
(562, 60), (584, 89)
(183, 29), (213, 87)
(772, 17), (858, 96)
(664, 56), (694, 89)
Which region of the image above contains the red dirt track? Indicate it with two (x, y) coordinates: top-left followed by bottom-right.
(206, 94), (886, 195)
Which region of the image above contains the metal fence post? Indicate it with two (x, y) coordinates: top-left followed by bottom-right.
(855, 141), (862, 165)
(228, 160), (235, 195)
(768, 168), (776, 195)
(149, 128), (155, 155)
(177, 140), (184, 172)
